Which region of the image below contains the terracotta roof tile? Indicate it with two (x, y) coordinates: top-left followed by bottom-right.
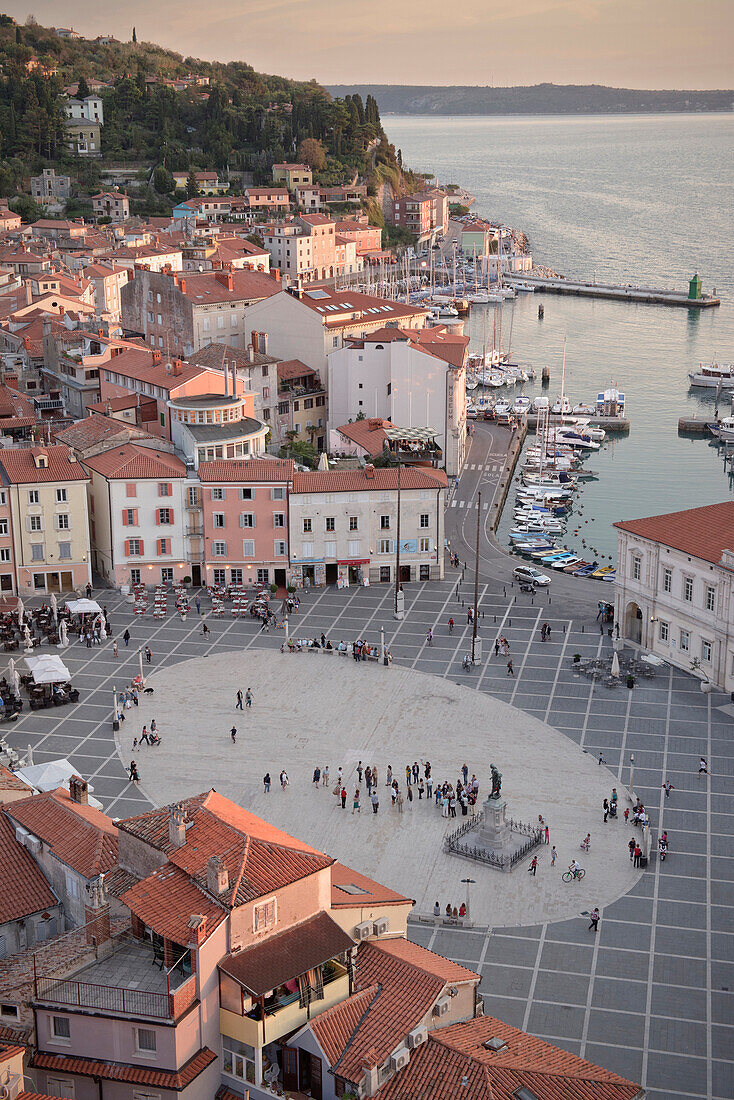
(0, 446), (88, 485)
(0, 765), (34, 796)
(120, 864), (226, 945)
(614, 501), (734, 566)
(31, 1048), (217, 1090)
(81, 444), (186, 480)
(98, 347), (207, 390)
(362, 938), (478, 984)
(309, 984), (380, 1066)
(277, 359), (317, 381)
(197, 458), (294, 483)
(374, 1015), (643, 1100)
(335, 418), (395, 454)
(55, 413), (151, 451)
(330, 862), (412, 909)
(293, 467), (447, 494)
(6, 788), (118, 878)
(0, 812), (58, 924)
(178, 269), (280, 306)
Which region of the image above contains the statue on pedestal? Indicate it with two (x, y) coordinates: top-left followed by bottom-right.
(489, 763), (502, 800)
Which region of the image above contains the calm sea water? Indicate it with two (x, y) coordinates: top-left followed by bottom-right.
(385, 114), (734, 561)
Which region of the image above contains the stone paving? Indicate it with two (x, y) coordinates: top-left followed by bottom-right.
(4, 577), (733, 1100)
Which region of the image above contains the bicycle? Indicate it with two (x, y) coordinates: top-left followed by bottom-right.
(562, 867), (585, 883)
(448, 619), (455, 634)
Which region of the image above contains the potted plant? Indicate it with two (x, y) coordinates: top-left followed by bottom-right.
(572, 653), (581, 663)
(690, 657), (714, 693)
(270, 583), (278, 595)
(626, 673), (635, 689)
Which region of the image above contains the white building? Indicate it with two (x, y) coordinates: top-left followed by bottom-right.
(64, 94), (104, 125)
(327, 326), (468, 477)
(287, 465), (447, 588)
(614, 501), (734, 692)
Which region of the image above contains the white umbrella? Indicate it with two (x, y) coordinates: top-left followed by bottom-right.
(24, 654), (71, 683)
(611, 651), (621, 678)
(65, 598), (102, 615)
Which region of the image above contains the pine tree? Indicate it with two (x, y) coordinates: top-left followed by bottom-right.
(15, 26), (21, 44)
(77, 76), (91, 100)
(132, 26), (137, 43)
(186, 168), (199, 198)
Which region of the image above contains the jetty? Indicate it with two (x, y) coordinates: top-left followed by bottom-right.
(526, 414), (630, 433)
(678, 417), (715, 436)
(506, 273), (720, 309)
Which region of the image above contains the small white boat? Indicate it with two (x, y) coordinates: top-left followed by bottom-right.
(548, 429), (600, 451)
(565, 418), (606, 442)
(469, 290), (505, 304)
(572, 403), (595, 416)
(709, 416), (734, 442)
(511, 281), (536, 293)
(533, 396), (550, 412)
(494, 401), (512, 417)
(512, 397), (531, 415)
(688, 363), (734, 388)
(551, 396), (572, 416)
(465, 377), (479, 391)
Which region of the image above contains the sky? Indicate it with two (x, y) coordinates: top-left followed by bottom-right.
(8, 0), (734, 88)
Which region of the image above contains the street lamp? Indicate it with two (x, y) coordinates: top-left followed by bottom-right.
(112, 685), (119, 732)
(393, 460), (404, 620)
(629, 753), (635, 800)
(137, 646), (145, 687)
(460, 877), (475, 921)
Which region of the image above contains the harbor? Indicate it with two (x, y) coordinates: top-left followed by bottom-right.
(505, 272), (721, 308)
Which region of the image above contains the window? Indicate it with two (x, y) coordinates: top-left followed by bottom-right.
(130, 569), (141, 584)
(253, 898), (277, 933)
(58, 543), (71, 559)
(30, 516), (42, 532)
(332, 337), (339, 348)
(274, 540), (287, 557)
(46, 1080), (74, 1098)
(380, 515), (390, 530)
(420, 513), (429, 528)
(133, 1093), (160, 1100)
(0, 491), (4, 505)
(378, 539), (391, 554)
(213, 513), (226, 528)
(303, 518), (312, 532)
(349, 516), (358, 531)
(28, 490), (40, 505)
(126, 482), (137, 498)
(230, 569), (243, 585)
(419, 537), (431, 553)
(65, 872), (79, 899)
(680, 629), (690, 652)
(240, 513), (255, 528)
(701, 639), (712, 663)
(348, 540), (360, 557)
(125, 508), (137, 526)
(380, 566), (391, 583)
(420, 564), (430, 580)
(52, 1016), (71, 1040)
(662, 567), (672, 593)
(659, 620), (669, 642)
(304, 398), (313, 410)
(324, 541), (336, 558)
(158, 539), (169, 555)
(158, 508), (172, 525)
(213, 568), (226, 585)
(0, 549), (10, 563)
(242, 540), (255, 558)
(271, 488), (285, 501)
(31, 544), (45, 561)
(257, 568), (269, 584)
(278, 401), (289, 415)
(273, 513), (285, 527)
(301, 542), (314, 559)
(632, 556), (641, 581)
(158, 483), (170, 497)
(0, 1004), (18, 1020)
(387, 383), (392, 396)
(55, 488), (68, 503)
(325, 517), (335, 531)
(222, 1035), (256, 1084)
(706, 585), (716, 612)
(54, 513), (69, 531)
(211, 487), (225, 501)
(239, 487), (254, 501)
(134, 1027), (157, 1054)
(684, 577), (693, 602)
(212, 542), (227, 556)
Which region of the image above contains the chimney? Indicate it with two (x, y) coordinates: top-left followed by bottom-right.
(179, 277), (186, 295)
(173, 358), (183, 376)
(231, 361), (237, 397)
(85, 875), (111, 947)
(224, 358), (230, 398)
(259, 332), (268, 355)
(251, 331), (259, 354)
(274, 269), (281, 282)
(168, 803), (187, 848)
(206, 854), (229, 896)
(69, 774), (89, 804)
(365, 463), (375, 479)
(247, 344), (254, 364)
(152, 349), (162, 363)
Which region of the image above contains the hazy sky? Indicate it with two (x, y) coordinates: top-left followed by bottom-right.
(9, 0), (734, 88)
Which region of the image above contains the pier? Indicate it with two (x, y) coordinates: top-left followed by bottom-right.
(506, 273), (720, 308)
(678, 417), (715, 436)
(525, 414), (630, 433)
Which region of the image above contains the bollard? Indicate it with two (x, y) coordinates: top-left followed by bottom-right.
(563, 624), (566, 634)
(508, 619), (511, 628)
(462, 600), (465, 607)
(531, 597), (534, 605)
(582, 624), (584, 633)
(494, 615), (496, 623)
(482, 611), (485, 619)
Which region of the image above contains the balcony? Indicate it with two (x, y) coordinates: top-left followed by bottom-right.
(220, 960), (350, 1047)
(34, 937), (197, 1022)
(33, 397), (65, 412)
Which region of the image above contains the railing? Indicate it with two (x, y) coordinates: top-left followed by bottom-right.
(444, 815), (543, 872)
(35, 975), (172, 1019)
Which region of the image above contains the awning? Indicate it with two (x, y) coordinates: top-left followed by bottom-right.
(338, 560), (370, 567)
(383, 426), (438, 442)
(219, 912), (354, 997)
(65, 598), (102, 614)
(24, 654), (71, 683)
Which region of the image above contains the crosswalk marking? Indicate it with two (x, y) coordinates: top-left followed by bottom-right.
(459, 500), (466, 508)
(450, 500), (457, 508)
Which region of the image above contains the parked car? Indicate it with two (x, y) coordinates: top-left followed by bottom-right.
(513, 566), (551, 586)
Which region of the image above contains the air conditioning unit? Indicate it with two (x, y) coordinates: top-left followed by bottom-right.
(433, 996), (450, 1018)
(407, 1025), (428, 1049)
(14, 826), (30, 845)
(25, 835), (41, 856)
(354, 920), (373, 941)
(373, 916), (389, 937)
(389, 1046), (410, 1072)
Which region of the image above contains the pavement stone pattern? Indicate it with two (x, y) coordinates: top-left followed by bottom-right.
(5, 577), (733, 1100)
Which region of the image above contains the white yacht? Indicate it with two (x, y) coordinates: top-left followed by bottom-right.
(511, 281), (536, 293)
(709, 417), (734, 442)
(551, 396), (572, 415)
(688, 362), (734, 388)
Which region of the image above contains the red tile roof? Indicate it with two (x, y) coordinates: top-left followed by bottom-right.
(31, 1048), (217, 1090)
(335, 418), (395, 453)
(120, 863), (227, 945)
(55, 413), (151, 452)
(99, 348), (207, 390)
(359, 937), (478, 987)
(0, 385), (37, 422)
(6, 788), (118, 879)
(295, 287), (428, 328)
(614, 501), (734, 566)
(309, 984), (380, 1066)
(293, 467), (447, 494)
(276, 359), (317, 381)
(178, 269), (280, 306)
(0, 811), (58, 924)
(374, 1015), (643, 1100)
(0, 446), (88, 485)
(82, 444), (187, 480)
(331, 862), (412, 909)
(198, 458), (294, 483)
(85, 395), (141, 412)
(0, 765), (34, 796)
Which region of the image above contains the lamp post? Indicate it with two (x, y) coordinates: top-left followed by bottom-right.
(112, 685), (119, 732)
(283, 615), (289, 651)
(461, 877), (475, 921)
(137, 646), (145, 687)
(629, 753), (635, 800)
(393, 461), (404, 620)
(381, 626), (388, 667)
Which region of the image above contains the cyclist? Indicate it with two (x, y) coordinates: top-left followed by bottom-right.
(568, 859), (582, 879)
(448, 617), (455, 634)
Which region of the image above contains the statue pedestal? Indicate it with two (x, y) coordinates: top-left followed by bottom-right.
(478, 797), (510, 852)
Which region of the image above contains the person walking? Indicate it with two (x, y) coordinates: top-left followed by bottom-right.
(245, 688), (253, 709)
(462, 763), (469, 786)
(236, 690), (243, 710)
(139, 726), (149, 746)
(230, 726), (237, 744)
(662, 780), (675, 798)
(144, 645), (152, 664)
(263, 772), (271, 793)
(623, 807), (630, 825)
(528, 855), (538, 876)
(628, 837), (636, 861)
(385, 765), (392, 787)
(195, 595), (201, 615)
(598, 752), (606, 766)
(371, 790), (379, 814)
(113, 640), (118, 658)
(340, 786), (347, 809)
(494, 638), (500, 657)
(280, 770), (289, 791)
(323, 765), (330, 787)
(633, 843), (642, 867)
(313, 766), (321, 787)
(418, 779), (425, 799)
(588, 907), (600, 933)
(698, 757), (708, 774)
(357, 761), (364, 785)
(123, 629), (130, 648)
(507, 659), (514, 677)
(603, 798), (609, 823)
(544, 823), (550, 844)
(352, 789), (361, 814)
(550, 845), (557, 866)
(412, 761), (419, 784)
(129, 760), (139, 783)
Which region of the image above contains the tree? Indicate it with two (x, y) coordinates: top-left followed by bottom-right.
(9, 194), (42, 223)
(77, 76), (91, 100)
(132, 26), (137, 43)
(296, 137), (326, 171)
(153, 165), (174, 193)
(185, 168), (199, 198)
(15, 26), (21, 44)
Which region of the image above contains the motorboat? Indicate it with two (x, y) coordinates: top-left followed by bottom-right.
(465, 377), (479, 391)
(572, 403), (596, 415)
(533, 396), (550, 412)
(522, 470), (577, 487)
(551, 396), (572, 416)
(469, 289), (505, 304)
(548, 429), (600, 451)
(602, 570), (617, 582)
(596, 387), (625, 417)
(551, 556), (582, 569)
(688, 362), (734, 388)
(512, 397), (532, 415)
(591, 565), (615, 578)
(708, 417), (734, 442)
(510, 281), (536, 293)
(566, 418), (606, 442)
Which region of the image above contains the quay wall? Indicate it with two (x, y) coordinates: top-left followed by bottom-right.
(489, 422), (526, 532)
(509, 274), (720, 309)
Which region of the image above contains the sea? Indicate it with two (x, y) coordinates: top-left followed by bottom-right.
(384, 113), (734, 562)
